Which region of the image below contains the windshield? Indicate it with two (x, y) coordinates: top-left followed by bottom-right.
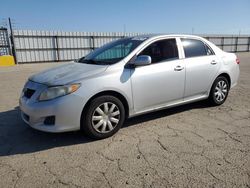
(78, 37), (147, 65)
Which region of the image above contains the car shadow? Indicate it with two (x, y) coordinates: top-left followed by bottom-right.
(0, 101), (211, 157)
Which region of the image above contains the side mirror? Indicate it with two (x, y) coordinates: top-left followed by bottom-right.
(132, 55), (151, 66)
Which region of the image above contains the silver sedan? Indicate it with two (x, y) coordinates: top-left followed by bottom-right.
(19, 34), (240, 139)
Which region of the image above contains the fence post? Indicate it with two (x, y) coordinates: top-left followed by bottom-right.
(8, 18), (18, 64)
(221, 37), (224, 51)
(235, 37), (238, 52)
(90, 36), (95, 50)
(248, 37), (250, 52)
(54, 35), (60, 62)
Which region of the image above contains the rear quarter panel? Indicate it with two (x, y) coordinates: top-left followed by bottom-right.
(219, 52), (240, 88)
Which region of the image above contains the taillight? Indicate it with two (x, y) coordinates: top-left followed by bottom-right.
(236, 58), (240, 64)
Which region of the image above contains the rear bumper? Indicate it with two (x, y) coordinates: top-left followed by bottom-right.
(230, 65), (240, 89)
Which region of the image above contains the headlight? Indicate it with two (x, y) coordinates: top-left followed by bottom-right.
(39, 83), (81, 101)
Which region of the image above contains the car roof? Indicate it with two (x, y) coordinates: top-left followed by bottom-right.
(132, 34), (205, 40)
(129, 34), (223, 55)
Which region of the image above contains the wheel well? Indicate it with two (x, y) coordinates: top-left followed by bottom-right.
(218, 73), (231, 88)
(81, 91), (129, 123)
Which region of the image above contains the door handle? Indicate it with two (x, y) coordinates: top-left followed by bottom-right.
(211, 60), (217, 65)
(174, 65), (184, 71)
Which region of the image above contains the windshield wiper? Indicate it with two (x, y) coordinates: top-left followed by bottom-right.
(78, 59), (93, 63)
(78, 59), (112, 65)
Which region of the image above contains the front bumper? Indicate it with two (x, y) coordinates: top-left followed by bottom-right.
(19, 80), (85, 133)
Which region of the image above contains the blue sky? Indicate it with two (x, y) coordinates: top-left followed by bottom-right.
(0, 0), (249, 34)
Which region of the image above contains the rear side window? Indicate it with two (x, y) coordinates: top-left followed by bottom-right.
(139, 39), (179, 64)
(181, 38), (213, 58)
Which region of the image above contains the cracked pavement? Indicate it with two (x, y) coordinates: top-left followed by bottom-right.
(0, 53), (250, 187)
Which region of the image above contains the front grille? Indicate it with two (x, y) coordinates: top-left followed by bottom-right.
(24, 88), (35, 98)
(44, 116), (55, 125)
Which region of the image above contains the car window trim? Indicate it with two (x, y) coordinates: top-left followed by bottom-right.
(127, 37), (180, 66)
(180, 38), (215, 59)
(204, 42), (215, 56)
(125, 56), (182, 69)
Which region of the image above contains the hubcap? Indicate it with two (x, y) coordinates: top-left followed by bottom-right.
(92, 102), (120, 133)
(214, 80), (228, 102)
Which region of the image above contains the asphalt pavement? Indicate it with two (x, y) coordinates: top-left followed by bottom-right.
(0, 53), (249, 187)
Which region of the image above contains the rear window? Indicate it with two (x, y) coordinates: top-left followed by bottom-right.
(181, 38), (212, 58)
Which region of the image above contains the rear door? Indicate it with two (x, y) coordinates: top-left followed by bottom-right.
(181, 38), (220, 99)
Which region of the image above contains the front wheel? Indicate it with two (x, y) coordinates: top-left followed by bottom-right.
(81, 95), (125, 139)
(209, 76), (230, 106)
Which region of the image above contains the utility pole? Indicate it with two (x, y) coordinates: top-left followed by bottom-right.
(8, 17), (18, 64)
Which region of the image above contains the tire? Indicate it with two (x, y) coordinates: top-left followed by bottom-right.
(81, 95), (125, 139)
(209, 76), (230, 106)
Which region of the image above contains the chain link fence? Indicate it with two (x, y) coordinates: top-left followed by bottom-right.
(0, 28), (11, 56)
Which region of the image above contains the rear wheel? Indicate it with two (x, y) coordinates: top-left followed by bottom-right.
(209, 76), (229, 106)
(81, 95), (125, 139)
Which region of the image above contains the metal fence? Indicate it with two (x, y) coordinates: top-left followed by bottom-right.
(0, 28), (10, 56)
(13, 30), (147, 63)
(1, 29), (250, 63)
(201, 35), (250, 52)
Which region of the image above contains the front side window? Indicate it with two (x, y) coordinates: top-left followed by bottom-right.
(181, 38), (213, 58)
(79, 37), (147, 65)
(139, 39), (179, 64)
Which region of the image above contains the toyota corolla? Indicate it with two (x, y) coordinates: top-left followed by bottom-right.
(19, 34), (240, 139)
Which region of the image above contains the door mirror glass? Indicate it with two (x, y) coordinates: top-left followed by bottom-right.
(133, 55), (151, 66)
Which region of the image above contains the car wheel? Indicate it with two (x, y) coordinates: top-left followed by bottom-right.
(209, 76), (229, 106)
(82, 95), (125, 139)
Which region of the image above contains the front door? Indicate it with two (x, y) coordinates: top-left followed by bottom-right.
(130, 38), (185, 113)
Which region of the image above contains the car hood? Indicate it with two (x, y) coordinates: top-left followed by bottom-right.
(29, 62), (108, 86)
